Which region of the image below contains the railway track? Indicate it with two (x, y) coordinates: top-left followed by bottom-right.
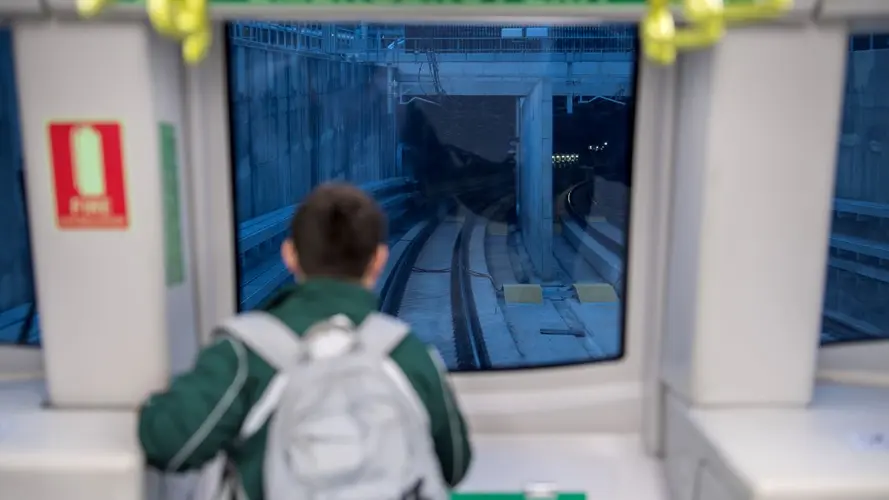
(565, 180), (626, 258)
(379, 189), (510, 370)
(450, 210), (492, 370)
(378, 215), (440, 317)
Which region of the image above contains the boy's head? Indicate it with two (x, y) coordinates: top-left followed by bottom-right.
(281, 183), (389, 289)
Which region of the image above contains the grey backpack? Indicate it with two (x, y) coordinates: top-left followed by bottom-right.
(217, 311), (449, 500)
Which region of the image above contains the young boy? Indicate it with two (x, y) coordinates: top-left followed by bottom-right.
(138, 183), (473, 500)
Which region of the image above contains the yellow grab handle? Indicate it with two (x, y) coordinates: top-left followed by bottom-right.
(147, 0), (206, 38)
(643, 0), (724, 65)
(674, 17), (725, 51)
(675, 0), (726, 50)
(641, 3), (678, 65)
(643, 0), (793, 65)
(176, 0), (207, 34)
(76, 0), (210, 65)
(723, 0), (793, 21)
(175, 0), (211, 64)
(182, 28), (212, 64)
(683, 0), (725, 23)
(147, 0), (182, 38)
(147, 0), (211, 64)
(75, 0), (115, 18)
(685, 0), (794, 23)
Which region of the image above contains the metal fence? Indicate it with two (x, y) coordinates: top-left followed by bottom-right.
(824, 42), (889, 338)
(836, 49), (889, 205)
(835, 112), (889, 206)
(396, 25), (636, 54)
(230, 22), (360, 57)
(0, 28), (35, 316)
(230, 22), (637, 62)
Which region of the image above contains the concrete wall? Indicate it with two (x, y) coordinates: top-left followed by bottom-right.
(228, 43), (398, 224)
(593, 177), (631, 230)
(518, 79), (553, 279)
(402, 96), (515, 162)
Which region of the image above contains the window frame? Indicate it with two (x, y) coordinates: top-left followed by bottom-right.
(817, 25), (889, 387)
(818, 342), (889, 386)
(182, 20), (675, 436)
(0, 24), (41, 381)
(0, 345), (42, 381)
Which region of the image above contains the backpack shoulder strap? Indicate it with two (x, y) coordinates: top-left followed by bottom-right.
(215, 311), (302, 371)
(357, 313), (410, 357)
(357, 313), (430, 424)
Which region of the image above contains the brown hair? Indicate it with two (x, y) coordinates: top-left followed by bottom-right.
(290, 182), (388, 279)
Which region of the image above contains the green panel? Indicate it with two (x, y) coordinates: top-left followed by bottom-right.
(159, 123), (185, 287)
(117, 0), (763, 7)
(117, 0), (754, 8)
(451, 494), (586, 500)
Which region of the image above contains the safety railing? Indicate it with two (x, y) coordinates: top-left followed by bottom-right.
(229, 21), (637, 61)
(230, 21), (359, 55)
(382, 25), (636, 54)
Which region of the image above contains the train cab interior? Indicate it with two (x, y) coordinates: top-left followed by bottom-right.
(0, 1), (888, 499)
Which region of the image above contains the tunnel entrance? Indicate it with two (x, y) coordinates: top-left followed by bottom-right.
(552, 95), (633, 194)
(400, 96), (517, 211)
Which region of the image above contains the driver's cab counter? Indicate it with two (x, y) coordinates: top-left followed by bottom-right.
(0, 378), (668, 500)
(664, 383), (889, 500)
(0, 405), (143, 500)
(3, 380), (888, 500)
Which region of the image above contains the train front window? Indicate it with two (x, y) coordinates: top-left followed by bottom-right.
(226, 23), (638, 371)
(0, 28), (38, 347)
(820, 33), (889, 346)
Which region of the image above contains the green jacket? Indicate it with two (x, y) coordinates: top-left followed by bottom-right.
(139, 279), (472, 500)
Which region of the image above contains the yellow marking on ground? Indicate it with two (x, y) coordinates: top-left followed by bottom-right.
(503, 283), (544, 304)
(573, 283), (618, 303)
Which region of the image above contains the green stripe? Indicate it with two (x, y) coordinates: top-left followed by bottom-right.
(452, 494), (586, 499)
(118, 0), (644, 6)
